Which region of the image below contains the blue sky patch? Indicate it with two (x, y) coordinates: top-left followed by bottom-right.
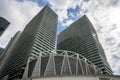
(37, 0), (51, 7)
(57, 22), (67, 34)
(67, 6), (80, 20)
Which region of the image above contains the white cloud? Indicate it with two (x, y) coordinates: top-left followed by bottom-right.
(46, 0), (83, 23)
(0, 0), (41, 48)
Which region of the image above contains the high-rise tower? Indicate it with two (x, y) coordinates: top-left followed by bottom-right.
(0, 6), (58, 79)
(57, 15), (112, 75)
(0, 31), (21, 72)
(0, 17), (10, 36)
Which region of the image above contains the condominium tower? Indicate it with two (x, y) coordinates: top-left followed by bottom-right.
(57, 15), (112, 75)
(0, 6), (58, 79)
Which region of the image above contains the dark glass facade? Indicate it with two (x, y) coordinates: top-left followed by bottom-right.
(57, 15), (112, 75)
(0, 17), (10, 36)
(0, 6), (58, 79)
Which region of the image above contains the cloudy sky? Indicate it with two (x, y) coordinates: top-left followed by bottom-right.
(0, 0), (120, 75)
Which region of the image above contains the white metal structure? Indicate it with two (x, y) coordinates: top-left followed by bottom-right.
(23, 50), (102, 78)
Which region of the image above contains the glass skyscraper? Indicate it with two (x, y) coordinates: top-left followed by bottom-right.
(57, 15), (112, 75)
(0, 17), (10, 36)
(0, 6), (58, 79)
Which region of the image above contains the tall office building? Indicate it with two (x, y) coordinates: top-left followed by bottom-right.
(0, 31), (21, 72)
(0, 6), (58, 79)
(57, 15), (112, 75)
(0, 17), (10, 36)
